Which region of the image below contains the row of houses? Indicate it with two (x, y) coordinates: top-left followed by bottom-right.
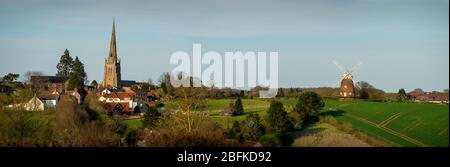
(98, 88), (161, 114)
(7, 89), (82, 111)
(408, 91), (449, 104)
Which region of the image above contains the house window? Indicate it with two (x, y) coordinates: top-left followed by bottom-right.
(113, 104), (123, 113)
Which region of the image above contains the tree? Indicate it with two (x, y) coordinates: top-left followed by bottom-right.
(240, 90), (245, 98)
(265, 100), (293, 134)
(359, 88), (370, 99)
(356, 81), (375, 90)
(241, 113), (265, 141)
(158, 72), (174, 96)
(259, 134), (281, 147)
(24, 71), (44, 84)
(276, 88), (285, 97)
(356, 81), (385, 101)
(413, 88), (424, 94)
(232, 96), (244, 116)
(397, 88), (408, 102)
(147, 78), (154, 86)
(90, 80), (98, 88)
(55, 95), (119, 146)
(142, 107), (161, 129)
(294, 92), (325, 123)
(226, 120), (242, 139)
(56, 49), (74, 78)
(67, 56), (87, 90)
(141, 83), (151, 90)
(1, 73), (19, 83)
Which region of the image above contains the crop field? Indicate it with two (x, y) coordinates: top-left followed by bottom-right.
(153, 98), (449, 147)
(280, 98), (449, 147)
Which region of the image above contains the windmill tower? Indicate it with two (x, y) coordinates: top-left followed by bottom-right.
(333, 61), (362, 99)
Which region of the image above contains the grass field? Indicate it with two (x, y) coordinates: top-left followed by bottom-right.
(280, 98), (449, 147)
(133, 98), (449, 147)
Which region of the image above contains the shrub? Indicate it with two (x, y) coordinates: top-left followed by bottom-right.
(142, 128), (237, 147)
(319, 115), (337, 125)
(55, 95), (119, 146)
(341, 122), (353, 133)
(241, 113), (265, 141)
(259, 134), (281, 147)
(288, 111), (304, 130)
(0, 110), (55, 146)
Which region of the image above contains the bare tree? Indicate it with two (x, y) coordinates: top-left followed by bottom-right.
(24, 71), (45, 84)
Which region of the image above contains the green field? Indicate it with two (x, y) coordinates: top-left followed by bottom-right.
(142, 98), (449, 147)
(280, 98), (449, 147)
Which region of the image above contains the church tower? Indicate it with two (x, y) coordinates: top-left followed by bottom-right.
(103, 19), (121, 88)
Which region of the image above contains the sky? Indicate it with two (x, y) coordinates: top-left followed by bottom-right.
(0, 0), (448, 92)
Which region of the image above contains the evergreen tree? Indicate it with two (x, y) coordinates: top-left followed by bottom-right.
(67, 56), (87, 90)
(226, 120), (242, 139)
(142, 107), (161, 129)
(56, 49), (74, 78)
(232, 96), (244, 116)
(241, 113), (265, 141)
(90, 80), (98, 87)
(1, 73), (19, 83)
(276, 88), (285, 97)
(265, 100), (293, 134)
(397, 88), (408, 102)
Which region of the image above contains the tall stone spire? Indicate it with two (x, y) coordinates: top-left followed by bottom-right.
(103, 19), (121, 88)
(109, 18), (117, 62)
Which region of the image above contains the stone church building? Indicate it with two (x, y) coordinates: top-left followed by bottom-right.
(102, 20), (138, 88)
(103, 20), (122, 88)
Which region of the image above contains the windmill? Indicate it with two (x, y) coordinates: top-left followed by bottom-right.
(333, 61), (362, 99)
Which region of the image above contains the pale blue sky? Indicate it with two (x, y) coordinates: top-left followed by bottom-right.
(0, 0), (448, 92)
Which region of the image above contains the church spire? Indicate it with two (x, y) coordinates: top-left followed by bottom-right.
(103, 18), (121, 88)
(109, 18), (117, 62)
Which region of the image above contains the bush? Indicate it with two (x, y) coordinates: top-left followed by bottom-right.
(319, 115), (337, 125)
(259, 134), (281, 147)
(288, 111), (304, 129)
(142, 128), (237, 147)
(341, 122), (353, 133)
(241, 113), (265, 141)
(226, 121), (242, 139)
(55, 95), (119, 146)
(0, 110), (55, 146)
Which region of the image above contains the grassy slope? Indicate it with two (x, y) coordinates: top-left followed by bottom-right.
(141, 98), (449, 146)
(291, 123), (371, 147)
(207, 99), (270, 128)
